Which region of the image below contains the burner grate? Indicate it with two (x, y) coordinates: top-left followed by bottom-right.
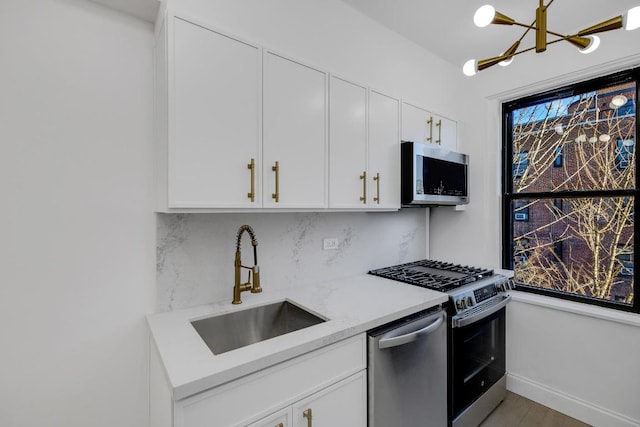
(368, 259), (493, 292)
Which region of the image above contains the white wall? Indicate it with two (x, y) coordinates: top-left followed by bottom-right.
(428, 18), (640, 427)
(0, 1), (155, 426)
(507, 297), (640, 427)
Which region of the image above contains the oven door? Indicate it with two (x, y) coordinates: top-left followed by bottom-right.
(450, 306), (506, 425)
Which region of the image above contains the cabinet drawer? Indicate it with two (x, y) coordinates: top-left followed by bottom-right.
(176, 334), (365, 427)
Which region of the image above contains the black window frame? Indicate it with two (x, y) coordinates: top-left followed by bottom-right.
(502, 68), (640, 314)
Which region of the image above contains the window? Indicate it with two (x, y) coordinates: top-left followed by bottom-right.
(616, 139), (634, 170)
(618, 100), (636, 117)
(553, 241), (563, 261)
(514, 201), (530, 221)
(503, 68), (638, 313)
(617, 247), (634, 277)
(553, 146), (563, 167)
(513, 151), (529, 178)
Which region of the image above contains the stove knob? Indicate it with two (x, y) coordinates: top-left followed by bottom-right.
(465, 296), (474, 307)
(495, 281), (507, 292)
(456, 298), (467, 310)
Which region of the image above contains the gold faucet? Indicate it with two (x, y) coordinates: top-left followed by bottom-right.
(232, 224), (262, 304)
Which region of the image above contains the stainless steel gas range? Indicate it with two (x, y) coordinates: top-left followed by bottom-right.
(369, 259), (515, 427)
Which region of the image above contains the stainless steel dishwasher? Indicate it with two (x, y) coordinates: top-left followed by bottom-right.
(368, 305), (447, 427)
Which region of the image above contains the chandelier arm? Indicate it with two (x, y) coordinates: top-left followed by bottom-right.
(545, 29), (572, 39)
(512, 21), (537, 31)
(517, 26), (534, 42)
(506, 46), (538, 58)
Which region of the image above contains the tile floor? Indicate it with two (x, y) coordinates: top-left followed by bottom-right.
(479, 391), (591, 427)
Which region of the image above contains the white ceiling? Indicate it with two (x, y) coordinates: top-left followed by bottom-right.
(87, 0), (640, 76)
(340, 0), (640, 70)
(88, 0), (159, 22)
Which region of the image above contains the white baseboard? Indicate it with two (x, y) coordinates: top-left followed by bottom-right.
(507, 372), (640, 427)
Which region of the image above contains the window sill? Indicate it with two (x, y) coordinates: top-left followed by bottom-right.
(509, 290), (640, 327)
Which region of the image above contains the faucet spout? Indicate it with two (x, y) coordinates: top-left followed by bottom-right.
(232, 225), (262, 304)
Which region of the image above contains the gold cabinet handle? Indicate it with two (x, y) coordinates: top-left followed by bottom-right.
(302, 408), (312, 427)
(275, 424), (284, 427)
(359, 171), (367, 203)
(373, 172), (380, 204)
(436, 119), (442, 145)
(426, 116), (433, 142)
(247, 158), (255, 202)
(271, 161), (280, 202)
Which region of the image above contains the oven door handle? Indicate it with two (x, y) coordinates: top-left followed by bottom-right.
(452, 294), (512, 328)
(378, 312), (444, 349)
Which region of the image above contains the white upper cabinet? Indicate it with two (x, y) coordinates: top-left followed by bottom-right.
(263, 52), (328, 209)
(154, 13), (455, 212)
(329, 77), (400, 210)
(329, 76), (368, 208)
(431, 112), (457, 150)
(401, 102), (457, 150)
(368, 90), (400, 209)
(401, 102), (431, 145)
(164, 17), (261, 209)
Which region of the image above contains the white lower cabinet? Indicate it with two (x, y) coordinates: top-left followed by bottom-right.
(249, 371), (366, 427)
(150, 335), (366, 427)
(246, 407), (292, 427)
(292, 371), (366, 427)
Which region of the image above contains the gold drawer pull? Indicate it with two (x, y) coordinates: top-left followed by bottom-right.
(360, 171), (367, 203)
(272, 161), (280, 202)
(373, 172), (380, 204)
(275, 424), (284, 427)
(436, 119), (442, 144)
(247, 158), (255, 202)
(426, 116), (433, 142)
(303, 408), (312, 427)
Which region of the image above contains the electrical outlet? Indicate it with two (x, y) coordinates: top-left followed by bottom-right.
(323, 238), (339, 250)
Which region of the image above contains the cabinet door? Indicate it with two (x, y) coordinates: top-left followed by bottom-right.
(292, 371), (366, 427)
(263, 52), (327, 208)
(170, 17), (261, 208)
(401, 102), (431, 144)
(329, 76), (367, 208)
(368, 90), (400, 209)
(432, 113), (457, 150)
(245, 407), (292, 427)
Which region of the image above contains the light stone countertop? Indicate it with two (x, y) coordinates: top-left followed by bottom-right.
(147, 273), (448, 400)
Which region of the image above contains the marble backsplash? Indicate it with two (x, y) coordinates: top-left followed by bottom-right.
(156, 209), (427, 311)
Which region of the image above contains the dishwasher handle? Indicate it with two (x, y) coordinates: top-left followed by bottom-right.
(378, 312), (444, 349)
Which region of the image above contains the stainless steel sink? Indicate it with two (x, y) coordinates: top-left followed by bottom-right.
(191, 300), (327, 355)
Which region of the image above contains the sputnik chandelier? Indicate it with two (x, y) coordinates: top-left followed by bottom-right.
(463, 1), (640, 76)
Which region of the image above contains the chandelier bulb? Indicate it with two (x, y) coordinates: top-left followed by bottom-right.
(463, 59), (478, 76)
(625, 6), (640, 30)
(579, 35), (600, 54)
(474, 5), (496, 28)
(499, 57), (514, 67)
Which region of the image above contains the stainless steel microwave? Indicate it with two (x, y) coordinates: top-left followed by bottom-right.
(401, 141), (469, 206)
